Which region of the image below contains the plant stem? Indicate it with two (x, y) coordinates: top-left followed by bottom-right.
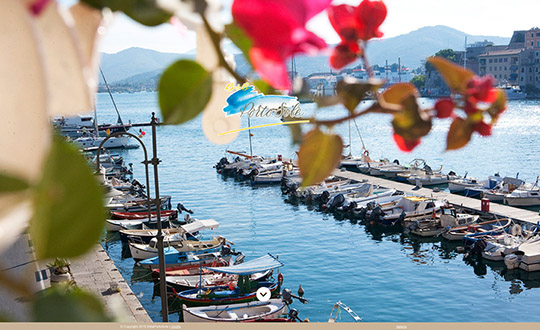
(200, 15), (247, 85)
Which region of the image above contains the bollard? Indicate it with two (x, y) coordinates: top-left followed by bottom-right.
(481, 198), (490, 212)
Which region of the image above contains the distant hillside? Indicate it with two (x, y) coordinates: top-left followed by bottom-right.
(99, 26), (511, 91)
(100, 47), (194, 83)
(366, 25), (511, 68)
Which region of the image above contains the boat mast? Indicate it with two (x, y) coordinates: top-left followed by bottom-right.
(99, 67), (124, 126)
(248, 116), (253, 158)
(348, 120), (352, 156)
(93, 104), (99, 137)
(464, 37), (467, 69)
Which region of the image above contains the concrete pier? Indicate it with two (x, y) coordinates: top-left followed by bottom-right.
(70, 245), (152, 322)
(335, 169), (540, 225)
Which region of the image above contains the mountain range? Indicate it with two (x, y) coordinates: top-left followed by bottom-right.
(99, 25), (510, 91)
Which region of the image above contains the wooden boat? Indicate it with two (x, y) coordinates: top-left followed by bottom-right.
(166, 270), (271, 293)
(182, 299), (286, 322)
(441, 218), (511, 241)
(406, 207), (479, 237)
(111, 210), (178, 220)
(175, 281), (280, 307)
(105, 217), (170, 232)
(138, 250), (234, 271)
(173, 254), (284, 306)
(129, 236), (226, 261)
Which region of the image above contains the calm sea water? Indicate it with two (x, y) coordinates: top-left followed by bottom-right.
(96, 92), (540, 322)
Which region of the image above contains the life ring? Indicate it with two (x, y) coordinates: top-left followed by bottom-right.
(278, 273), (284, 283)
(467, 225), (477, 233)
(363, 150), (370, 157)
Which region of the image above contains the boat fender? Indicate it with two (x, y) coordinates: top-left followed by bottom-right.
(363, 150), (369, 157)
(467, 225), (477, 233)
(278, 273), (284, 283)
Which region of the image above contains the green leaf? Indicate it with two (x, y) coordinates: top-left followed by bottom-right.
(0, 172), (29, 193)
(391, 95), (432, 141)
(427, 57), (474, 94)
(446, 117), (474, 151)
(298, 128), (343, 187)
(81, 0), (171, 26)
(225, 22), (253, 67)
(30, 135), (106, 259)
(287, 122), (303, 145)
(159, 60), (213, 125)
(33, 286), (113, 322)
(253, 80), (277, 95)
(336, 78), (383, 112)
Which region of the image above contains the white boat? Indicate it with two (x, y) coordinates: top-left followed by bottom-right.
(504, 236), (540, 272)
(500, 85), (527, 100)
(482, 176), (524, 202)
(482, 230), (526, 262)
(372, 196), (446, 225)
(448, 174), (502, 197)
(504, 179), (540, 206)
(407, 207), (479, 237)
(74, 135), (137, 150)
(129, 236), (226, 261)
(105, 216), (170, 232)
(182, 299), (286, 322)
(407, 166), (459, 186)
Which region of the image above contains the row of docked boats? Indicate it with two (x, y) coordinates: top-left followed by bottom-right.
(215, 151), (540, 275)
(342, 151), (540, 207)
(98, 160), (316, 322)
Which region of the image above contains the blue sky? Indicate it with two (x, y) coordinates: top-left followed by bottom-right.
(60, 0), (540, 54)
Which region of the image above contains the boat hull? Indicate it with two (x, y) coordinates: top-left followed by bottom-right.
(182, 299), (286, 322)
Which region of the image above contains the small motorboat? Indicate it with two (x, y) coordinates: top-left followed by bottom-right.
(504, 179), (540, 206)
(441, 218), (512, 241)
(129, 236), (226, 261)
(119, 218), (216, 243)
(182, 299), (286, 322)
(504, 236), (540, 272)
(174, 254), (283, 306)
(482, 176), (524, 202)
(166, 270), (271, 294)
(111, 210), (178, 220)
(105, 217), (170, 232)
(370, 196), (446, 226)
(138, 249), (234, 271)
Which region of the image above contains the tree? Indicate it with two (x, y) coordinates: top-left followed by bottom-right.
(425, 49), (458, 72)
(411, 74), (426, 91)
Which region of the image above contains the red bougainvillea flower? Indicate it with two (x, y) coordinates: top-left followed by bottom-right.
(466, 75), (498, 104)
(393, 133), (421, 152)
(330, 43), (359, 69)
(328, 0), (387, 69)
(434, 99), (455, 118)
(232, 0), (332, 89)
(473, 121), (492, 136)
(355, 0), (387, 40)
(28, 0), (51, 16)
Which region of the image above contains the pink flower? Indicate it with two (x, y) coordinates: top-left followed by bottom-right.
(28, 0), (51, 16)
(327, 0), (387, 69)
(232, 0), (331, 89)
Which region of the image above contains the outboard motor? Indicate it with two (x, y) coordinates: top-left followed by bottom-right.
(448, 170), (456, 176)
(233, 253), (245, 265)
(249, 168), (259, 177)
(326, 193), (345, 212)
(369, 206), (385, 223)
(177, 202), (194, 215)
(319, 190), (331, 204)
(424, 165), (433, 175)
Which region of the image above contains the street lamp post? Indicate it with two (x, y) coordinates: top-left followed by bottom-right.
(96, 114), (169, 321)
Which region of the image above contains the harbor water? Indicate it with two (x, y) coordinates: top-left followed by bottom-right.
(97, 92), (540, 322)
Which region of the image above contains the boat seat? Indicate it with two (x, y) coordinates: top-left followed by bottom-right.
(227, 311), (239, 320)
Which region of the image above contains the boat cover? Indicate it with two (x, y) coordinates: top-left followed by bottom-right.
(204, 254), (283, 275)
(181, 219), (220, 234)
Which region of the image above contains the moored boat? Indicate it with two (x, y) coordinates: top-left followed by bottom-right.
(182, 299), (286, 322)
